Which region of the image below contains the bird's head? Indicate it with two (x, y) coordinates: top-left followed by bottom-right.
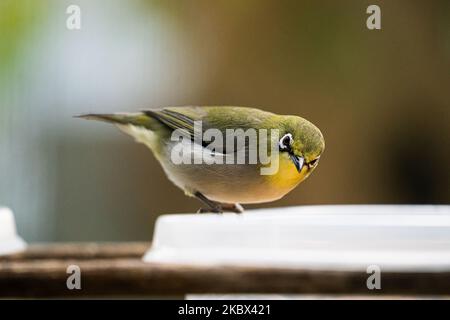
(277, 115), (325, 175)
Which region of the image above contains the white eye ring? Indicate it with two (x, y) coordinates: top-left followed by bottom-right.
(279, 133), (293, 150)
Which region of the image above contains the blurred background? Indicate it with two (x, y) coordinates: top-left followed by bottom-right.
(0, 0), (449, 242)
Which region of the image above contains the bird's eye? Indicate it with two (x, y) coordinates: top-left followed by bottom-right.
(279, 133), (293, 150)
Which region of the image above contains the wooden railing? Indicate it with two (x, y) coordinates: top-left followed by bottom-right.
(0, 243), (449, 298)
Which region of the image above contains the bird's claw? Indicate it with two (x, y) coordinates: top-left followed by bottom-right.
(196, 203), (243, 214)
(197, 207), (223, 214)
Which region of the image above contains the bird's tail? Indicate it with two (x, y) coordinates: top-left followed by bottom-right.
(75, 112), (153, 128)
(76, 112), (167, 152)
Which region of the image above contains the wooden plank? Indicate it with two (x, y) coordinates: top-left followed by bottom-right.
(0, 257), (449, 297)
(0, 242), (149, 261)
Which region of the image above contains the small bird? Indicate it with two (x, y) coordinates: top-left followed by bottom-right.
(77, 106), (324, 213)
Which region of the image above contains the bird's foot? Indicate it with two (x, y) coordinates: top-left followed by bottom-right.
(197, 207), (223, 214)
(194, 191), (244, 214)
(196, 203), (243, 214)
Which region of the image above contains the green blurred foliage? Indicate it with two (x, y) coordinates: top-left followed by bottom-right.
(0, 0), (47, 113)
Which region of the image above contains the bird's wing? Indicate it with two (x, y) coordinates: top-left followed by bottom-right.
(145, 106), (275, 133)
(144, 107), (201, 141)
(144, 106), (275, 153)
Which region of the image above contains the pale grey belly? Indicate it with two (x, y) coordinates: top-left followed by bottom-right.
(158, 142), (282, 204)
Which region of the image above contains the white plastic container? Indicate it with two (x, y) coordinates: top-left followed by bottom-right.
(143, 205), (450, 272)
(0, 207), (27, 256)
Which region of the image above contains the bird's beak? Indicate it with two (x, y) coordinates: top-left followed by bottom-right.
(289, 154), (305, 173)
